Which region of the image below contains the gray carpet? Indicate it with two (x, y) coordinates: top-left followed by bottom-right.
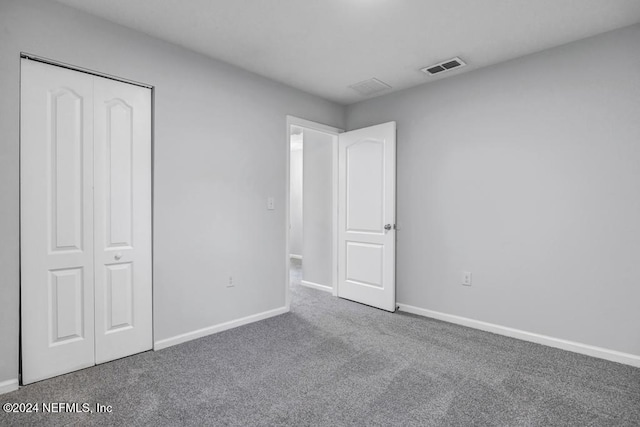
(1, 260), (639, 426)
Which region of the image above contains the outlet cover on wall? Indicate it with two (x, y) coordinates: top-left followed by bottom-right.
(462, 271), (472, 286)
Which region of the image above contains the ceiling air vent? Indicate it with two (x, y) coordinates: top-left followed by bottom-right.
(349, 78), (392, 97)
(421, 57), (466, 76)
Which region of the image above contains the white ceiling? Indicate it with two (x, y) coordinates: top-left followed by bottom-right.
(54, 0), (640, 105)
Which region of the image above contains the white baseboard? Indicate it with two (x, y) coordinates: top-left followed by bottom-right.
(397, 304), (640, 368)
(289, 254), (302, 260)
(154, 306), (289, 351)
(0, 379), (19, 395)
(300, 280), (332, 293)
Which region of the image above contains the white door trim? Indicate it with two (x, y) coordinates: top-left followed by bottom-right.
(285, 116), (342, 309)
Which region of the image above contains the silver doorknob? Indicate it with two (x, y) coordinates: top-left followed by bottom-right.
(114, 253), (123, 260)
(384, 224), (392, 231)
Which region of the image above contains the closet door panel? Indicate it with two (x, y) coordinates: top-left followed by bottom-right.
(20, 59), (96, 384)
(94, 77), (152, 364)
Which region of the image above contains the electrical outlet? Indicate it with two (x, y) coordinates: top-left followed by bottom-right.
(227, 275), (234, 288)
(462, 271), (472, 286)
(267, 197), (275, 210)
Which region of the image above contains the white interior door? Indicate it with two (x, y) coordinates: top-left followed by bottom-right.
(21, 60), (96, 384)
(21, 59), (152, 383)
(93, 76), (152, 364)
(338, 122), (396, 311)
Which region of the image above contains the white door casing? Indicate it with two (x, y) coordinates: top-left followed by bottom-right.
(21, 60), (96, 384)
(93, 76), (153, 364)
(21, 59), (152, 383)
(338, 122), (396, 312)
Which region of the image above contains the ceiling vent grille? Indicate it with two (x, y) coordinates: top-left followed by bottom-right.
(421, 57), (466, 76)
(349, 78), (392, 97)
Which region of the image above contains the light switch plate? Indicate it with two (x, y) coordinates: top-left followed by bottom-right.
(267, 197), (275, 210)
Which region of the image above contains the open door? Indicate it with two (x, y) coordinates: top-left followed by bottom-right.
(337, 122), (396, 311)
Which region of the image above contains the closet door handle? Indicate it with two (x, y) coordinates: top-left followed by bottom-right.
(114, 253), (123, 260)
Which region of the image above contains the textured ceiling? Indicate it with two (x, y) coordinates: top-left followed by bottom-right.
(54, 0), (640, 105)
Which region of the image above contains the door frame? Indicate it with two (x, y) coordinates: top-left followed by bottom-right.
(18, 53), (156, 382)
(285, 116), (342, 309)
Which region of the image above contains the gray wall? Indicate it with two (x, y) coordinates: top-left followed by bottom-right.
(347, 24), (640, 356)
(0, 0), (345, 385)
(289, 145), (303, 257)
(302, 129), (334, 287)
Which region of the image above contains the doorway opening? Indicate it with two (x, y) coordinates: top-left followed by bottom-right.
(285, 117), (397, 313)
(285, 117), (341, 309)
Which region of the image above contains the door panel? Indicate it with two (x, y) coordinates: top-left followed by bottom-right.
(346, 243), (384, 288)
(105, 263), (134, 332)
(105, 100), (134, 247)
(50, 88), (85, 252)
(346, 140), (384, 232)
(338, 122), (396, 312)
(21, 59), (95, 384)
(49, 267), (85, 344)
(93, 77), (152, 364)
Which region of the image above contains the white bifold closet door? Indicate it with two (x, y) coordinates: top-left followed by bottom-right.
(20, 59), (152, 385)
